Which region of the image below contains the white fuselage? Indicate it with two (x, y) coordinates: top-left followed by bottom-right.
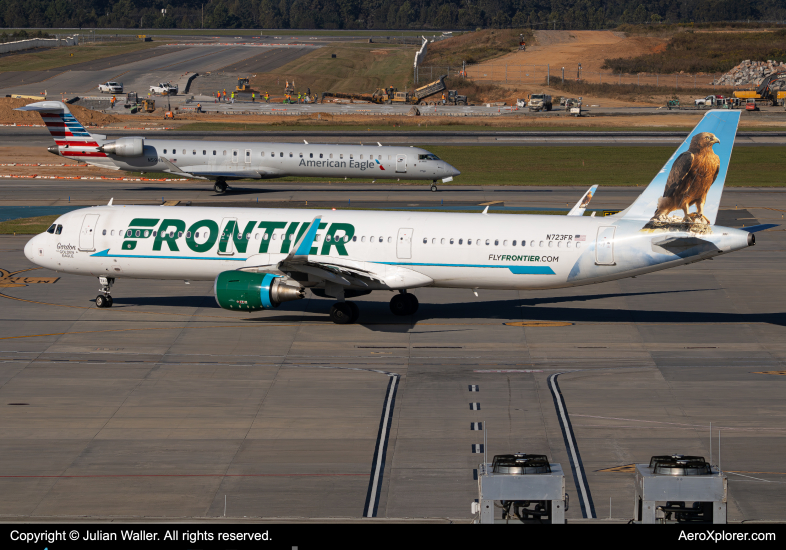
(24, 205), (752, 293)
(69, 141), (460, 182)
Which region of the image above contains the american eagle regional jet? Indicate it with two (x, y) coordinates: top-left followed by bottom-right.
(17, 101), (460, 193)
(24, 111), (772, 324)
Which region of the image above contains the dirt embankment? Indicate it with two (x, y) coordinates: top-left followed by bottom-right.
(0, 97), (120, 125)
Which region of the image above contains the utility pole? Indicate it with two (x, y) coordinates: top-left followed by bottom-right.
(202, 4), (204, 28)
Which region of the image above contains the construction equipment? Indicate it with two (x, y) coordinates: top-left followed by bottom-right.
(733, 71), (786, 105)
(141, 99), (155, 113)
(164, 110), (175, 119)
(320, 75), (448, 106)
(528, 93), (553, 111)
(236, 77), (254, 92)
(445, 90), (468, 105)
(519, 34), (526, 51)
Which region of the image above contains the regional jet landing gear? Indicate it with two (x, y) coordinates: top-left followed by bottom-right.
(95, 276), (114, 308)
(431, 179), (438, 192)
(390, 290), (418, 315)
(214, 178), (228, 194)
(330, 301), (360, 324)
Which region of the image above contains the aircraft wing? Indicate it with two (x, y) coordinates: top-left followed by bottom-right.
(239, 216), (433, 290)
(568, 185), (598, 216)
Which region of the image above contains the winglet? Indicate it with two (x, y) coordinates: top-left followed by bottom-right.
(288, 216), (322, 260)
(482, 206), (489, 215)
(568, 185), (597, 216)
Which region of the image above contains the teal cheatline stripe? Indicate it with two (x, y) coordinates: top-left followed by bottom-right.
(508, 266), (555, 275)
(90, 249), (245, 261)
(375, 261), (555, 274)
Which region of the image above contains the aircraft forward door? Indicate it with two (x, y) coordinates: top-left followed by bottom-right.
(232, 149), (239, 164)
(245, 149), (251, 165)
(396, 154), (407, 173)
(595, 226), (616, 265)
(397, 228), (413, 259)
(218, 217), (236, 255)
(78, 214), (99, 251)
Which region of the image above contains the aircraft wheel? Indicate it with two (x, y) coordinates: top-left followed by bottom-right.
(405, 293), (419, 314)
(390, 294), (413, 315)
(214, 181), (227, 194)
(330, 302), (353, 324)
(431, 183), (438, 192)
(347, 301), (360, 323)
(105, 295), (114, 308)
(96, 295), (110, 308)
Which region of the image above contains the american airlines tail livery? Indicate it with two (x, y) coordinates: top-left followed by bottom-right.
(17, 101), (460, 193)
(24, 111), (771, 324)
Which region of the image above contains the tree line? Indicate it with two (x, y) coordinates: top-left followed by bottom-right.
(0, 0), (784, 30)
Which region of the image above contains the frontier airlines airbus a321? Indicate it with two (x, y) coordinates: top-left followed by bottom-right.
(17, 101), (460, 193)
(24, 111), (773, 324)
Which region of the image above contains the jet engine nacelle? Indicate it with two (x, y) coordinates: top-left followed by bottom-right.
(99, 137), (144, 157)
(214, 271), (305, 311)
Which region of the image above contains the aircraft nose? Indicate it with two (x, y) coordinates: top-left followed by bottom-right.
(24, 236), (36, 261)
(450, 165), (461, 177)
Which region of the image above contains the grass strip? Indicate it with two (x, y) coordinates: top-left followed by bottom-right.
(0, 215), (58, 234)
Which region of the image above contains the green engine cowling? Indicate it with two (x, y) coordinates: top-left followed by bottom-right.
(214, 271), (305, 311)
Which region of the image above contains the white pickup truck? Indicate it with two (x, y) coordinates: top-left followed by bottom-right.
(150, 83), (178, 96)
(98, 81), (123, 93)
(694, 95), (723, 107)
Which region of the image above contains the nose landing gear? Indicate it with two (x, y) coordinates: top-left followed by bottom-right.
(431, 179), (438, 192)
(96, 276), (115, 308)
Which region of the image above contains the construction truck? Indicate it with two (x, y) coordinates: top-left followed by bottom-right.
(320, 75), (449, 105)
(445, 90), (468, 105)
(733, 71), (786, 106)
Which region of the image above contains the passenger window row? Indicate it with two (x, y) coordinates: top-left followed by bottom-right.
(159, 149), (392, 161)
(421, 238), (581, 249)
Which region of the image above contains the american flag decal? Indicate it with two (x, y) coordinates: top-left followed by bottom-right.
(575, 235), (586, 241)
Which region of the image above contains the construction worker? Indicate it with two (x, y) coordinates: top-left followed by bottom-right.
(297, 92), (302, 104)
(231, 91), (235, 104)
(252, 92), (255, 102)
(265, 92), (269, 103)
(441, 92), (446, 105)
(197, 102), (201, 113)
(110, 95), (116, 109)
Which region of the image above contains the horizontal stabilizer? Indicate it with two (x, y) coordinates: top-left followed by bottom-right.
(740, 224), (779, 233)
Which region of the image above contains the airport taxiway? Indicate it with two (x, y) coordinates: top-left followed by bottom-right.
(1, 182), (785, 521)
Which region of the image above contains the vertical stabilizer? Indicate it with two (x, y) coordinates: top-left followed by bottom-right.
(15, 101), (105, 160)
(621, 110), (740, 225)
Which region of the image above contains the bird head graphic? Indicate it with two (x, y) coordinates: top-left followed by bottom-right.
(691, 132), (720, 151)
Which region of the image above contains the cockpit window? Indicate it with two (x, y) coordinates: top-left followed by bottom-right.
(46, 224), (56, 234)
(418, 154), (440, 161)
(55, 225), (62, 234)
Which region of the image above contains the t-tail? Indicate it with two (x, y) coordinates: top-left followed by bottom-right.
(15, 100), (107, 160)
(620, 109), (741, 225)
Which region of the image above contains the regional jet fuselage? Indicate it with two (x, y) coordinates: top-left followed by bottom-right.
(18, 101), (460, 193)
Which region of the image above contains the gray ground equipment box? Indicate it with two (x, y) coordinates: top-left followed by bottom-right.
(634, 455), (727, 524)
(473, 454), (567, 524)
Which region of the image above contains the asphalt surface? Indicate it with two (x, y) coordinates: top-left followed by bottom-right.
(1, 183), (785, 521)
(0, 44), (317, 98)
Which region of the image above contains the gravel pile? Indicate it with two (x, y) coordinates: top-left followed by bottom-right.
(714, 60), (786, 86)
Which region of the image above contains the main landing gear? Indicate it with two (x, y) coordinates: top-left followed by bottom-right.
(95, 276), (114, 308)
(390, 290), (419, 316)
(214, 178), (228, 194)
(330, 301), (360, 324)
(431, 179), (438, 192)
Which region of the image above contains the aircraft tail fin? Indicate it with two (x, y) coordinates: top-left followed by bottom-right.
(15, 101), (104, 151)
(620, 110), (740, 225)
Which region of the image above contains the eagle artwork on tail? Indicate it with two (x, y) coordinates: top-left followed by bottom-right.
(651, 132), (720, 225)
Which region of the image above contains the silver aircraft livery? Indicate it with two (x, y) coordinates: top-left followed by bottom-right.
(24, 110), (773, 324)
(17, 101), (460, 193)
